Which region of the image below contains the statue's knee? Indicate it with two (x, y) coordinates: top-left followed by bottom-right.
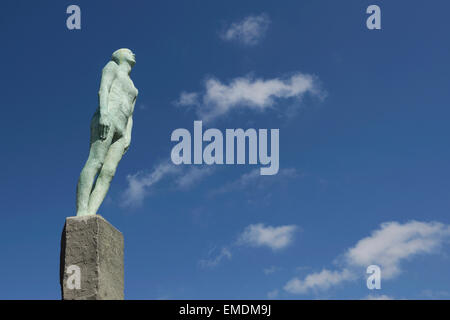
(88, 159), (103, 172)
(100, 166), (116, 181)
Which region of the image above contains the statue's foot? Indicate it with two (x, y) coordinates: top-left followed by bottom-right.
(76, 211), (94, 217)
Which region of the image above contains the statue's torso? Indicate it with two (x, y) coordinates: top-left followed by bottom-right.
(107, 70), (138, 135)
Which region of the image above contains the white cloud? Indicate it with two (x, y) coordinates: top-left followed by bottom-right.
(176, 166), (215, 190)
(420, 289), (450, 299)
(283, 221), (450, 295)
(211, 169), (259, 195)
(199, 223), (298, 268)
(222, 14), (270, 46)
(122, 164), (297, 208)
(364, 294), (394, 300)
(122, 162), (214, 207)
(267, 289), (279, 299)
(284, 269), (354, 294)
(176, 73), (322, 122)
(344, 221), (450, 279)
(175, 91), (199, 107)
(238, 223), (298, 251)
(199, 247), (232, 268)
(122, 162), (180, 207)
(263, 266), (280, 275)
(212, 168), (299, 195)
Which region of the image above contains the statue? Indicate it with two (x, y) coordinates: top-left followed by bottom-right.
(76, 48), (138, 216)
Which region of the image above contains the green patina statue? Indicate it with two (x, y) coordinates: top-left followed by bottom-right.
(76, 48), (138, 216)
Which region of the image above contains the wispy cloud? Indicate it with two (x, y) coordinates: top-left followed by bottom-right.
(263, 266), (281, 275)
(221, 14), (270, 46)
(420, 289), (450, 299)
(283, 221), (450, 295)
(176, 92), (199, 107)
(123, 164), (297, 208)
(212, 168), (300, 195)
(238, 223), (298, 251)
(364, 294), (394, 300)
(199, 223), (298, 268)
(284, 269), (355, 294)
(267, 289), (279, 299)
(199, 247), (232, 268)
(176, 166), (215, 190)
(343, 221), (450, 279)
(176, 73), (323, 122)
(122, 161), (214, 207)
(122, 162), (180, 207)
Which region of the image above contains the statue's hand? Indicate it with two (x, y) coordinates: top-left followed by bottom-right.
(123, 139), (130, 154)
(98, 114), (110, 140)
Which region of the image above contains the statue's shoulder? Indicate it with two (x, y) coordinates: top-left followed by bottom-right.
(102, 61), (118, 74)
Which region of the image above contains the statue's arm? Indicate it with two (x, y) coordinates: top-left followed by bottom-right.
(123, 117), (133, 153)
(98, 62), (116, 139)
(98, 62), (116, 116)
(123, 93), (137, 153)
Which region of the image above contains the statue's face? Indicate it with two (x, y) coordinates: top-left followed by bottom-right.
(112, 48), (136, 67)
(124, 49), (136, 66)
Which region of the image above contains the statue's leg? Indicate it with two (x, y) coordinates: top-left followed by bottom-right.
(87, 137), (126, 215)
(76, 117), (114, 216)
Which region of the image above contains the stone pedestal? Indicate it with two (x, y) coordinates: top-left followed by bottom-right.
(60, 215), (124, 300)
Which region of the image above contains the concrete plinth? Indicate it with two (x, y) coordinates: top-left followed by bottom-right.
(60, 215), (124, 300)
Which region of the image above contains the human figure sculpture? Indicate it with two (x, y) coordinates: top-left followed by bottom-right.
(76, 48), (138, 216)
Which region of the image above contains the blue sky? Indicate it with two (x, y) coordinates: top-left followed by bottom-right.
(1, 0), (450, 299)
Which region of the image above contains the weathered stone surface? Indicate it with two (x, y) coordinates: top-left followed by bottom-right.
(60, 215), (124, 300)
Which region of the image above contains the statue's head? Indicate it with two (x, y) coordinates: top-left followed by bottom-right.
(112, 48), (135, 67)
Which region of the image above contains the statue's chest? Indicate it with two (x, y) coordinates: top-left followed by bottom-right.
(113, 73), (138, 100)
